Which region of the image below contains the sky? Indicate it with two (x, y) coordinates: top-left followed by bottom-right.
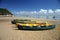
(0, 0), (60, 11)
(0, 0), (60, 19)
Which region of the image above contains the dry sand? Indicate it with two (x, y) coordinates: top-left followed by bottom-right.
(0, 17), (60, 40)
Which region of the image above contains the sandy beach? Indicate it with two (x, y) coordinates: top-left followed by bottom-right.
(0, 17), (60, 40)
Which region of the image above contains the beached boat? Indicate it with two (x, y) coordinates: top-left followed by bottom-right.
(11, 19), (31, 24)
(16, 20), (55, 30)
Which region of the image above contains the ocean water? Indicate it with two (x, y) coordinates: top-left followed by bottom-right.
(14, 15), (60, 20)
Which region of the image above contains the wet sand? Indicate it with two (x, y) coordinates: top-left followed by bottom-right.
(0, 17), (60, 40)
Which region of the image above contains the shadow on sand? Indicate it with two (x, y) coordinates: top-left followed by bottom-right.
(12, 28), (54, 31)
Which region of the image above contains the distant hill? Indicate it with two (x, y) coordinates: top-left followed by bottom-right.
(0, 8), (13, 15)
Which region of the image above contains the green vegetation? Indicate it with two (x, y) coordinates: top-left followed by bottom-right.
(0, 8), (13, 15)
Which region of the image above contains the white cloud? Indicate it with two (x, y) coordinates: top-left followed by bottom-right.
(39, 9), (47, 14)
(48, 9), (54, 14)
(13, 11), (37, 14)
(55, 9), (60, 14)
(13, 9), (60, 15)
(12, 9), (60, 19)
(30, 11), (37, 13)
